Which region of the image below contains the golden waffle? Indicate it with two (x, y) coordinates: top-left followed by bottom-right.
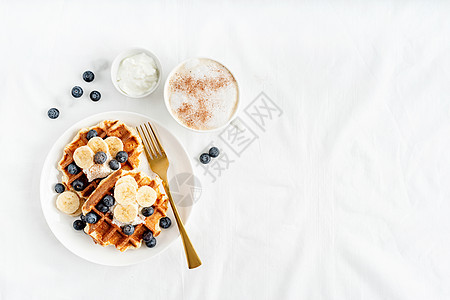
(58, 120), (143, 202)
(82, 170), (169, 252)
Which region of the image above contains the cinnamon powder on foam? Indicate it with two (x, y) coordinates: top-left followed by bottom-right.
(169, 66), (233, 130)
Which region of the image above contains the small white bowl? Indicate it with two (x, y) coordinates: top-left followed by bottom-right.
(111, 48), (162, 98)
(163, 57), (240, 133)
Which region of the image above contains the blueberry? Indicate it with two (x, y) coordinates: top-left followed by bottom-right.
(199, 153), (210, 164)
(96, 203), (109, 213)
(82, 71), (95, 82)
(102, 195), (115, 207)
(145, 237), (157, 248)
(72, 179), (85, 191)
(94, 151), (107, 164)
(209, 147), (220, 158)
(54, 183), (65, 193)
(86, 129), (97, 140)
(67, 163), (80, 175)
(122, 224), (135, 235)
(73, 219), (86, 231)
(80, 214), (86, 222)
(85, 212), (99, 224)
(142, 206), (154, 217)
(142, 231), (153, 242)
(116, 151), (128, 163)
(109, 159), (120, 170)
(159, 217), (171, 229)
(90, 91), (101, 102)
(71, 86), (83, 98)
(47, 108), (59, 119)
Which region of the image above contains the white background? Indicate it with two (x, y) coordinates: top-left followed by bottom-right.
(1, 1), (450, 299)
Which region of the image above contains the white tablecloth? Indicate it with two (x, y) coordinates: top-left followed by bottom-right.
(1, 1), (450, 299)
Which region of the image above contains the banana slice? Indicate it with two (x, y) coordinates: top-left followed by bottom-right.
(114, 204), (138, 224)
(73, 146), (94, 169)
(56, 191), (80, 214)
(136, 186), (157, 207)
(87, 137), (109, 154)
(70, 198), (85, 217)
(105, 136), (123, 157)
(116, 175), (138, 190)
(114, 182), (137, 205)
(70, 204), (83, 217)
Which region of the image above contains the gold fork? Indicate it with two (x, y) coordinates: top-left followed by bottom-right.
(136, 122), (202, 269)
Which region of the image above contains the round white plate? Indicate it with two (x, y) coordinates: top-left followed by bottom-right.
(40, 111), (195, 266)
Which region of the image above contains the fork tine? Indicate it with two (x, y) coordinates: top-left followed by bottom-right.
(145, 122), (163, 157)
(143, 125), (159, 158)
(137, 125), (156, 158)
(143, 123), (161, 157)
(135, 126), (148, 157)
(147, 122), (166, 155)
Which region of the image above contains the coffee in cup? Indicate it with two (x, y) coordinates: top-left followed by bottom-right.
(165, 58), (239, 131)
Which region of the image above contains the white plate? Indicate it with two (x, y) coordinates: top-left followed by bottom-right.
(40, 111), (195, 266)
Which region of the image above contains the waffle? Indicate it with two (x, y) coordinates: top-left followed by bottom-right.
(58, 120), (143, 203)
(82, 170), (169, 251)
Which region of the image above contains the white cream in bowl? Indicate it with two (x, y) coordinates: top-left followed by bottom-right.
(115, 52), (160, 97)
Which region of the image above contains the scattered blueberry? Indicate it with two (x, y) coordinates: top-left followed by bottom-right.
(123, 224), (135, 235)
(159, 217), (171, 229)
(71, 86), (83, 98)
(54, 183), (65, 193)
(86, 129), (98, 140)
(96, 203), (109, 213)
(72, 179), (85, 191)
(109, 159), (120, 170)
(73, 219), (86, 230)
(47, 108), (59, 119)
(209, 147), (220, 158)
(82, 71), (95, 83)
(116, 151), (128, 163)
(145, 237), (157, 248)
(102, 195), (115, 207)
(85, 212), (99, 224)
(142, 231), (153, 242)
(142, 206), (154, 217)
(94, 151), (107, 164)
(90, 91), (101, 102)
(80, 214), (86, 222)
(199, 153), (210, 164)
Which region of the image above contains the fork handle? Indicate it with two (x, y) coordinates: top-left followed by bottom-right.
(163, 182), (202, 269)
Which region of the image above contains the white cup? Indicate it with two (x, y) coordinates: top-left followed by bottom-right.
(163, 57), (240, 132)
